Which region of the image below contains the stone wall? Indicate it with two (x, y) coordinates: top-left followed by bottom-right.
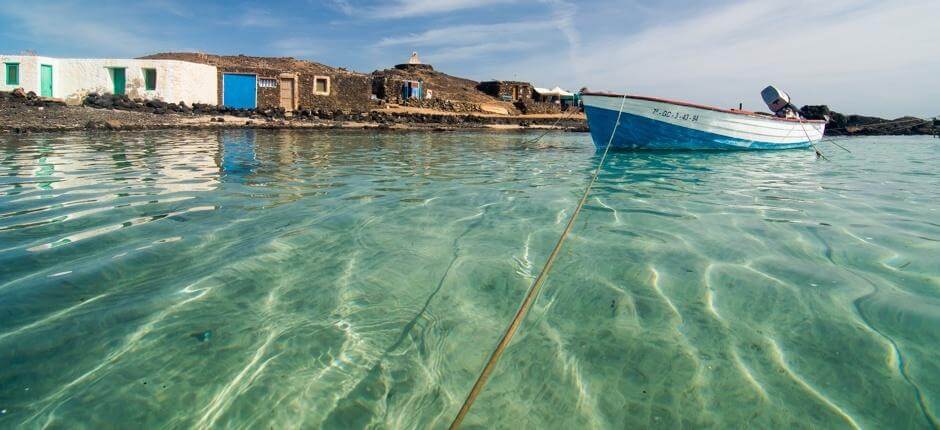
(372, 74), (406, 103)
(401, 98), (481, 113)
(514, 100), (562, 115)
(394, 63), (433, 71)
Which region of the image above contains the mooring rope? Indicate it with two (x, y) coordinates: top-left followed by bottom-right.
(821, 137), (852, 153)
(448, 92), (628, 430)
(521, 107), (583, 145)
(798, 118), (828, 160)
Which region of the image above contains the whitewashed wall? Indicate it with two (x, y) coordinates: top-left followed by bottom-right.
(0, 55), (51, 96)
(0, 55), (217, 105)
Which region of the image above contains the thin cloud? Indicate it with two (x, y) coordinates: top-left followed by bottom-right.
(425, 41), (539, 63)
(367, 0), (517, 19)
(377, 22), (554, 48)
(540, 0), (580, 72)
(271, 37), (322, 58)
(1, 2), (165, 57)
(234, 8), (285, 28)
(147, 0), (193, 18)
(327, 0), (356, 15)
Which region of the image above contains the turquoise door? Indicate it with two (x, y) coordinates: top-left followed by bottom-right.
(111, 68), (126, 95)
(222, 74), (257, 109)
(40, 65), (53, 97)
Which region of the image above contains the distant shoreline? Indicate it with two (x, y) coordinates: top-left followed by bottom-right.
(1, 115), (589, 134)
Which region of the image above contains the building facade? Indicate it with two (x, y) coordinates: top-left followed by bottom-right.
(142, 53), (372, 112)
(0, 55), (217, 105)
(371, 63), (437, 103)
(477, 81), (534, 102)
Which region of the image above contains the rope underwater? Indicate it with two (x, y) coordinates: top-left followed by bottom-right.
(448, 92), (629, 430)
(821, 137), (852, 153)
(521, 107), (582, 145)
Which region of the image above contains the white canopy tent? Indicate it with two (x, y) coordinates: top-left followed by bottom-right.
(533, 86), (574, 98)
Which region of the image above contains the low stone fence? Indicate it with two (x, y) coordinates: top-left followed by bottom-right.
(400, 98), (482, 113)
(514, 100), (562, 115)
(81, 92), (376, 121)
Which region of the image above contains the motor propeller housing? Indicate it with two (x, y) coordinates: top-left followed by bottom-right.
(762, 85), (800, 118)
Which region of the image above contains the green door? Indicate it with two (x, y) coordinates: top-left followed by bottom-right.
(111, 68), (126, 95)
(40, 65), (53, 97)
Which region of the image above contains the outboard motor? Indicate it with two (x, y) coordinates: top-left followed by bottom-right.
(761, 85), (800, 119)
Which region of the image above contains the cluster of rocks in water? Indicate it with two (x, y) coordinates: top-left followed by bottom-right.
(800, 105), (936, 136)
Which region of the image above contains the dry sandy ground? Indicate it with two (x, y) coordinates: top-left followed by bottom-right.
(378, 104), (586, 121)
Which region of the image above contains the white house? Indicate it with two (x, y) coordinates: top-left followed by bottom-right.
(0, 55), (218, 105)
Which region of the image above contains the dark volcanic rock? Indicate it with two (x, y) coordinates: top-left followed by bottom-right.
(801, 104), (934, 136)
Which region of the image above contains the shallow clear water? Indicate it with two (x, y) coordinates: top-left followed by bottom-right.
(0, 130), (938, 429)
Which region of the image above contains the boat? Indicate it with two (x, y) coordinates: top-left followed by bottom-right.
(581, 87), (826, 150)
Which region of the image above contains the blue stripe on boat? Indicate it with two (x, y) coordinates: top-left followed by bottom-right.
(585, 105), (812, 151)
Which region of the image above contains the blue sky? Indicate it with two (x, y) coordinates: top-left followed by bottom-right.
(1, 0), (937, 117)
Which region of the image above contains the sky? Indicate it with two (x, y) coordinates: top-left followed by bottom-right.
(1, 0), (937, 117)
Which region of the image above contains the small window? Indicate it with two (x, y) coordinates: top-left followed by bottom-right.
(5, 63), (19, 85)
(143, 68), (157, 91)
(314, 76), (330, 95)
(259, 78), (277, 88)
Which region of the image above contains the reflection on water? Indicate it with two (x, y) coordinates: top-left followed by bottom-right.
(0, 130), (938, 429)
(222, 130), (258, 182)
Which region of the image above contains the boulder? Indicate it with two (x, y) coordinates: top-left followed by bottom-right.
(98, 97), (114, 109)
(799, 105), (831, 122)
(146, 100), (168, 109)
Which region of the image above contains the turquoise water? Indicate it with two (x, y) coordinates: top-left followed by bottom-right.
(0, 130), (938, 429)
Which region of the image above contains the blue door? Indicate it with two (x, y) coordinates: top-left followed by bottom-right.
(223, 74), (256, 109)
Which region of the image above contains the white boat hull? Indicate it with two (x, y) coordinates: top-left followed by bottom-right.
(582, 93), (825, 150)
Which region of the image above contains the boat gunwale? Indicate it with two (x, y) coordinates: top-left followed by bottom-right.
(581, 92), (827, 124)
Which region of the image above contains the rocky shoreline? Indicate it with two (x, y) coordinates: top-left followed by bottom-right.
(1, 90), (586, 134)
(1, 90), (934, 136)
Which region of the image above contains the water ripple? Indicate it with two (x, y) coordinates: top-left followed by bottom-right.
(0, 132), (937, 428)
